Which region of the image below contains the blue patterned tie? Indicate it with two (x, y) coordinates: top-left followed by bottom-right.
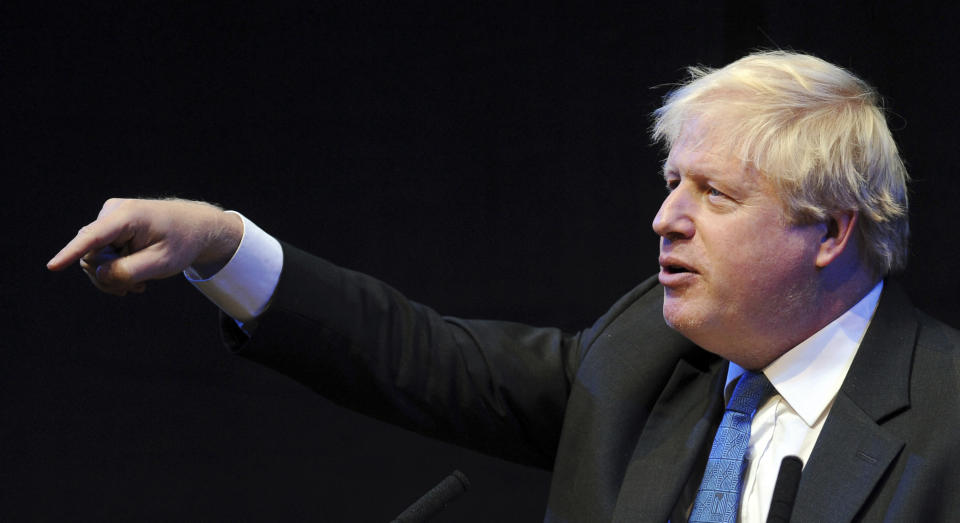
(689, 371), (774, 523)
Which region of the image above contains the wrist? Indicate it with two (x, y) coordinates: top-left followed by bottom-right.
(191, 210), (244, 278)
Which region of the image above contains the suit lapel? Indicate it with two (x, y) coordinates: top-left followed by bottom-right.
(790, 394), (904, 522)
(611, 357), (726, 522)
(791, 281), (918, 522)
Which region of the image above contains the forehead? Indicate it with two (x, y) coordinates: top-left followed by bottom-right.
(663, 130), (748, 179)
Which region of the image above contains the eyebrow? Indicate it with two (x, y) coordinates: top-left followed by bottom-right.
(662, 167), (712, 183)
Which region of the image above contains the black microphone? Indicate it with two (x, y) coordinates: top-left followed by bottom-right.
(391, 470), (470, 523)
(767, 456), (803, 523)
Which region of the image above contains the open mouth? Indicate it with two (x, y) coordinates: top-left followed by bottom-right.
(664, 265), (691, 274)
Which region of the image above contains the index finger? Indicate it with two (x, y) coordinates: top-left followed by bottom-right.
(46, 216), (132, 271)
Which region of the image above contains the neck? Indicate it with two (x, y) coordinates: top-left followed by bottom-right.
(737, 264), (881, 370)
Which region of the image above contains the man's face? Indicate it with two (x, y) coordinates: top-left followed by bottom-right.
(652, 129), (826, 368)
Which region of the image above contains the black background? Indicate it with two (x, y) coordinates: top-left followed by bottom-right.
(6, 1), (960, 520)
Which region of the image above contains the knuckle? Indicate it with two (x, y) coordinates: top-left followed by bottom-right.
(79, 230), (104, 246)
(76, 224), (104, 244)
(94, 266), (114, 285)
(94, 261), (128, 286)
(99, 197), (129, 219)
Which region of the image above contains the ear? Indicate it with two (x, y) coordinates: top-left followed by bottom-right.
(816, 210), (858, 268)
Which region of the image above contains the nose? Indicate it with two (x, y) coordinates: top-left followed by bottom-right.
(652, 185), (695, 240)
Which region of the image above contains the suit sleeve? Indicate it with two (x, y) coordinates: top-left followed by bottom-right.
(223, 241), (593, 467)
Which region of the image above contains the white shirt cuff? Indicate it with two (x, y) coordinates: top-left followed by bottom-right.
(184, 211), (283, 323)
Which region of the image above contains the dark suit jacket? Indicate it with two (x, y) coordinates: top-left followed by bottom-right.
(225, 243), (960, 522)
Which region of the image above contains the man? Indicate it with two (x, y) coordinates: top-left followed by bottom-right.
(48, 51), (960, 521)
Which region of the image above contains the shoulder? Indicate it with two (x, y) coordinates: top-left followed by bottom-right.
(867, 280), (959, 381)
(914, 308), (960, 356)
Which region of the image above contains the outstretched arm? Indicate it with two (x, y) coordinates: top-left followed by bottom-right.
(47, 198), (243, 295)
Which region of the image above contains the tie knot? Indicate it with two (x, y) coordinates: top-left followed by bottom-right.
(727, 371), (773, 415)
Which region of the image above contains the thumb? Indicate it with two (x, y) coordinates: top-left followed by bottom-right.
(94, 243), (187, 290)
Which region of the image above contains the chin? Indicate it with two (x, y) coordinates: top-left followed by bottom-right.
(661, 294), (729, 353)
(661, 295), (707, 337)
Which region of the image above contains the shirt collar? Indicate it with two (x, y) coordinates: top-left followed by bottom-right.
(725, 280), (884, 426)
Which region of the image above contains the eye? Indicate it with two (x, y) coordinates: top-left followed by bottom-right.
(707, 186), (726, 198)
(664, 178), (680, 191)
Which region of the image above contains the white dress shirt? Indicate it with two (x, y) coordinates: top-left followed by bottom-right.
(184, 211), (283, 324)
(727, 280), (882, 522)
(186, 213), (884, 522)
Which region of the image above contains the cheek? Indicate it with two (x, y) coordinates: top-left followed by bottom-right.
(711, 228), (818, 296)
